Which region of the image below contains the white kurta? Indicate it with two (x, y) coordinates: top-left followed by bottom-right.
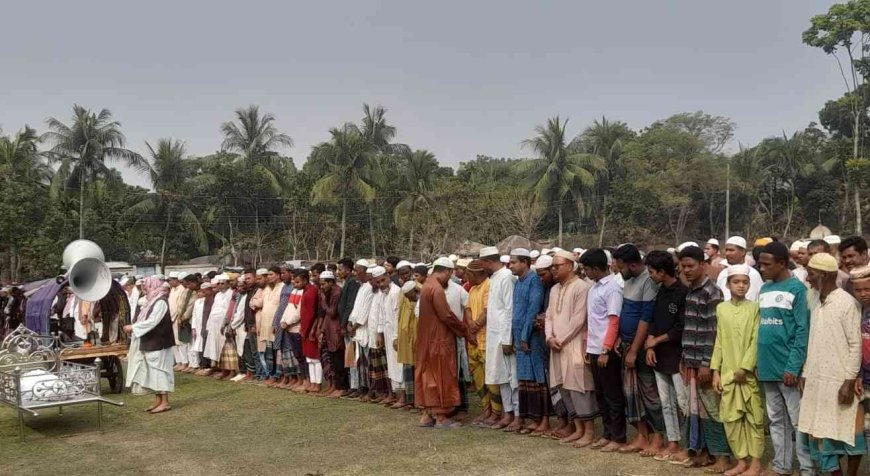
(190, 298), (205, 352)
(378, 283), (402, 383)
(485, 267), (517, 385)
(446, 280), (471, 382)
(127, 287), (141, 322)
(203, 289), (232, 361)
(798, 288), (862, 445)
(126, 300), (175, 394)
(230, 293), (248, 353)
(350, 283), (376, 348)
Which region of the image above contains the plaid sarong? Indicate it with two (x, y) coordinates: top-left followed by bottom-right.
(218, 339), (238, 371)
(518, 380), (551, 419)
(685, 368), (731, 457)
(403, 364), (415, 405)
(620, 342), (645, 424)
(368, 347), (391, 394)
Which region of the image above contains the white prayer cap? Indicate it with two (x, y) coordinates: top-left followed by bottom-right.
(510, 248), (531, 258)
(824, 235), (841, 245)
(414, 262), (426, 268)
(135, 279), (144, 285)
(396, 260), (412, 270)
(448, 254), (458, 262)
(456, 258), (471, 268)
(479, 246), (499, 258)
(677, 241), (699, 252)
(200, 282), (214, 289)
(790, 240), (806, 252)
(500, 255), (510, 264)
(572, 248), (583, 254)
(237, 275), (247, 283)
(604, 249), (613, 265)
(401, 281), (417, 294)
(433, 257), (455, 269)
(256, 268), (268, 275)
(530, 250), (541, 259)
(355, 258), (370, 268)
(153, 274), (167, 281)
(707, 238), (720, 247)
(161, 282), (171, 289)
(119, 276), (132, 286)
(177, 272), (189, 280)
(725, 236), (747, 249)
(552, 247), (564, 253)
(214, 273), (229, 282)
(168, 271), (180, 279)
(135, 274), (144, 280)
(370, 266), (387, 278)
(541, 248), (551, 256)
(320, 270), (336, 280)
(726, 264), (751, 278)
(666, 247), (676, 254)
(534, 255), (554, 269)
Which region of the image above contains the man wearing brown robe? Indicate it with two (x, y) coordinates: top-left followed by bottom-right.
(415, 258), (469, 428)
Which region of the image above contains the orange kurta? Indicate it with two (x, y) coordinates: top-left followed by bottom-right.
(414, 276), (468, 413)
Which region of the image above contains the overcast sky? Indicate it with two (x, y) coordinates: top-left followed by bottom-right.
(0, 1), (844, 187)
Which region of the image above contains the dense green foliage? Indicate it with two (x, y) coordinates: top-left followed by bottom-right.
(4, 1), (870, 282)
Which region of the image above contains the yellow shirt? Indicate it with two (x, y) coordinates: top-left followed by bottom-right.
(397, 288), (419, 365)
(467, 279), (491, 350)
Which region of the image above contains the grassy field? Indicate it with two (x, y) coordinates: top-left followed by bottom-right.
(0, 373), (865, 476)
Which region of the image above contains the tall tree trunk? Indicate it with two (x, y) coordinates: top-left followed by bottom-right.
(160, 206), (172, 269)
(228, 217), (237, 267)
(598, 211), (607, 247)
(408, 203), (416, 257)
(339, 199), (347, 258)
(79, 174), (85, 239)
(254, 203), (262, 268)
(369, 203), (376, 258)
(855, 110), (862, 234)
(557, 208), (563, 247)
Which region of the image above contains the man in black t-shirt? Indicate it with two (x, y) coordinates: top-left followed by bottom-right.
(643, 250), (689, 462)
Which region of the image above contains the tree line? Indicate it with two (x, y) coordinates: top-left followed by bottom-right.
(1, 1), (869, 282)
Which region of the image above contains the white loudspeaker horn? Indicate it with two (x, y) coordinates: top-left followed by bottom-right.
(62, 239), (112, 302)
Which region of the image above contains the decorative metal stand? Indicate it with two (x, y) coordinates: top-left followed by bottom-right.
(0, 325), (124, 441)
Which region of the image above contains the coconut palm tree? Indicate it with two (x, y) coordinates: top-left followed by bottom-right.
(521, 117), (604, 246)
(310, 125), (376, 257)
(43, 105), (147, 239)
(759, 131), (816, 237)
(573, 116), (633, 245)
(221, 105), (293, 261)
(350, 104), (410, 156)
(0, 126), (49, 184)
(394, 150), (439, 255)
(124, 139), (210, 267)
(220, 105), (294, 191)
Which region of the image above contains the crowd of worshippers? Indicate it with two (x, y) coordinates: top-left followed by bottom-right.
(5, 234), (870, 475)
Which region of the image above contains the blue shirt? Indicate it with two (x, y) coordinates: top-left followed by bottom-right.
(619, 269), (658, 343)
(512, 271), (546, 383)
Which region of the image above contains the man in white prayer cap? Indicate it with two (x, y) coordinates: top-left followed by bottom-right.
(716, 237), (763, 301)
(479, 245), (520, 429)
(349, 263), (378, 401)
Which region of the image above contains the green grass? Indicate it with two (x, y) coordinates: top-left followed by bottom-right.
(1, 373), (865, 475)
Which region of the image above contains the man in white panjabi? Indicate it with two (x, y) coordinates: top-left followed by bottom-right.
(187, 283), (212, 372)
(124, 276), (175, 414)
(202, 274), (233, 376)
(373, 269), (402, 404)
(167, 272), (182, 365)
(798, 252), (865, 474)
(480, 245), (518, 430)
(228, 275), (250, 382)
(349, 267), (377, 399)
(446, 272), (471, 417)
